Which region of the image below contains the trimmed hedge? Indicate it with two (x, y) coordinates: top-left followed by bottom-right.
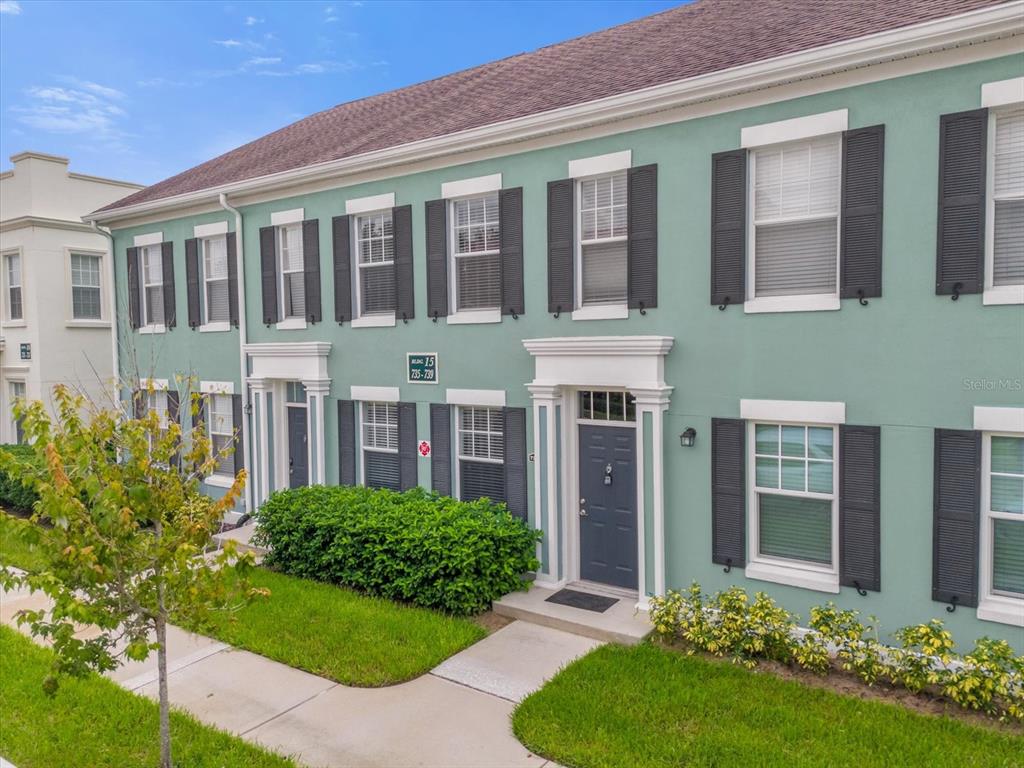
(0, 444), (39, 512)
(253, 486), (540, 615)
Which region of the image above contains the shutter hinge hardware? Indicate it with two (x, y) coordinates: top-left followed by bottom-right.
(338, 315), (345, 326)
(718, 296), (730, 311)
(857, 289), (869, 307)
(553, 305), (562, 319)
(432, 310), (439, 323)
(401, 312), (408, 325)
(853, 580), (868, 597)
(946, 595), (959, 613)
(951, 282), (963, 301)
(722, 558), (732, 574)
(638, 301), (647, 316)
(510, 308), (519, 320)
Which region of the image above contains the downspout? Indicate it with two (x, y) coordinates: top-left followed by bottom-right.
(217, 193), (254, 520)
(90, 221), (119, 408)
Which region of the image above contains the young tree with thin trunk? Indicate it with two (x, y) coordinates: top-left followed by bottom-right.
(0, 380), (261, 768)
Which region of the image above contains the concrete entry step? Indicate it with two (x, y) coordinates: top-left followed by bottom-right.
(212, 522), (266, 558)
(493, 584), (652, 645)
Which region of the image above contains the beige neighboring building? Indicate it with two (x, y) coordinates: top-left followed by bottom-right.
(0, 152), (142, 442)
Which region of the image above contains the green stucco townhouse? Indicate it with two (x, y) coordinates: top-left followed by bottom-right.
(87, 0), (1024, 649)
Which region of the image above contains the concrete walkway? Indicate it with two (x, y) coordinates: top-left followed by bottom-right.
(1, 584), (596, 767)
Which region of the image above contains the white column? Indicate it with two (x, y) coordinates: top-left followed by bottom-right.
(527, 383), (561, 585)
(304, 379), (330, 486)
(248, 377), (272, 506)
(632, 386), (673, 603)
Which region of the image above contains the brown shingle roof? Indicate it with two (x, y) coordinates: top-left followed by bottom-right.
(102, 0), (1006, 212)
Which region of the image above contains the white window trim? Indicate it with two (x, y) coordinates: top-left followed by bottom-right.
(453, 405), (506, 502)
(138, 243), (165, 331)
(978, 431), (1024, 627)
(206, 391), (236, 482)
(199, 380), (234, 395)
(346, 192), (395, 215)
(981, 76), (1024, 109)
(199, 234), (231, 331)
(66, 247), (107, 325)
(193, 221), (229, 238)
(270, 208), (304, 226)
(275, 317), (307, 331)
(351, 208), (397, 323)
(567, 150), (632, 178)
(574, 171), (630, 313)
(200, 322), (232, 333)
(745, 420), (841, 594)
(571, 304), (629, 321)
(440, 173), (501, 199)
(983, 103), (1024, 306)
(446, 388), (506, 407)
(139, 324), (167, 334)
(447, 191), (502, 317)
(350, 314), (396, 328)
(351, 385), (399, 403)
(3, 249), (25, 325)
(7, 379), (27, 444)
(974, 406), (1024, 433)
(740, 109), (848, 148)
(744, 135), (842, 313)
(740, 399), (846, 425)
(277, 223), (306, 323)
(359, 400), (400, 488)
(133, 232), (163, 248)
(447, 308), (502, 325)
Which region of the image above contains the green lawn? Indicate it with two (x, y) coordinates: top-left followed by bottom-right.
(513, 644), (1022, 768)
(0, 512), (45, 572)
(196, 568), (486, 686)
(0, 626), (296, 768)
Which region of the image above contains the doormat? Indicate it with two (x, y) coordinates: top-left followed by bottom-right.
(545, 588), (618, 613)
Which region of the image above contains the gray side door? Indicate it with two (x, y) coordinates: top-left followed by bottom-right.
(578, 424), (638, 589)
(288, 407), (308, 489)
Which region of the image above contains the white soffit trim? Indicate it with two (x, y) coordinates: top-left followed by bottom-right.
(346, 192), (396, 215)
(200, 380), (235, 395)
(441, 173), (502, 199)
(741, 109), (848, 148)
(351, 385), (400, 402)
(740, 398), (846, 424)
(140, 377), (169, 390)
(446, 388), (506, 407)
(270, 208), (304, 226)
(133, 232), (163, 247)
(981, 76), (1024, 108)
(194, 221), (229, 238)
(974, 406), (1024, 433)
(568, 150), (632, 178)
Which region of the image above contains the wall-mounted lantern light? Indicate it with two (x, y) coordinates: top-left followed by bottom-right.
(680, 427), (697, 448)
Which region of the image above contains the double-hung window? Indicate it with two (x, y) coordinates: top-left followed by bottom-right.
(278, 224), (305, 320)
(355, 211), (396, 316)
(70, 253), (102, 320)
(146, 389), (169, 447)
(5, 253), (22, 321)
(207, 393), (235, 478)
(750, 136), (841, 303)
(980, 433), (1023, 618)
(362, 401), (399, 490)
(577, 171), (628, 307)
(202, 236), (230, 325)
(9, 381), (25, 444)
(988, 105), (1024, 293)
(749, 422), (838, 589)
(457, 406), (504, 503)
(140, 244), (165, 326)
(450, 193), (500, 312)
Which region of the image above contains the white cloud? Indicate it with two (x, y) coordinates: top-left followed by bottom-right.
(244, 15), (263, 26)
(324, 5), (339, 22)
(0, 1), (22, 15)
(213, 39), (243, 47)
(245, 56), (282, 67)
(13, 81), (129, 139)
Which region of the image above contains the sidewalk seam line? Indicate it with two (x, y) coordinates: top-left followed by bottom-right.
(238, 682), (340, 737)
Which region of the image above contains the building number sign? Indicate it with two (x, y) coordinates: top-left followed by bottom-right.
(407, 353), (438, 384)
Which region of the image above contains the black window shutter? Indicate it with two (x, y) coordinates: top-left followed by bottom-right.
(547, 179), (574, 315)
(226, 232), (239, 327)
(338, 399), (356, 486)
(166, 390), (180, 467)
(127, 247), (141, 329)
(503, 406), (528, 520)
(425, 199), (448, 320)
(332, 215), (352, 323)
(192, 392), (206, 433)
(840, 125), (885, 300)
(932, 428), (981, 608)
(302, 219), (322, 323)
(936, 109), (987, 296)
(161, 241), (176, 329)
(711, 417), (746, 568)
(839, 425), (881, 592)
(398, 401), (418, 491)
(430, 403), (452, 496)
(259, 226), (279, 325)
(231, 393), (244, 474)
(710, 150), (747, 307)
(185, 238), (201, 329)
(132, 388), (145, 419)
(499, 187), (525, 317)
(394, 205), (415, 322)
(627, 163), (658, 310)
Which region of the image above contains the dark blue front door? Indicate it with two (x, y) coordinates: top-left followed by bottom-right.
(579, 424), (638, 589)
(288, 407), (308, 489)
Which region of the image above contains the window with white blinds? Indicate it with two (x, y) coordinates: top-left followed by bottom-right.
(4, 253), (22, 321)
(356, 211), (396, 316)
(202, 236), (230, 324)
(362, 401), (399, 491)
(70, 253), (102, 320)
(146, 389), (169, 449)
(578, 171), (628, 305)
(450, 193), (500, 311)
(9, 380), (25, 444)
(278, 224), (305, 319)
(752, 423), (837, 569)
(140, 245), (165, 325)
(207, 393), (235, 477)
(992, 106), (1024, 287)
(457, 406), (505, 503)
(751, 137), (841, 298)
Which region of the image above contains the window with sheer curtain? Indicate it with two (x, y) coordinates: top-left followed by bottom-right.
(991, 106), (1024, 288)
(751, 137), (841, 298)
(277, 224), (305, 319)
(202, 236), (230, 324)
(578, 171), (628, 306)
(356, 211), (396, 316)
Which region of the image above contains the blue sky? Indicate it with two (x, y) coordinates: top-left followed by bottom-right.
(0, 0), (679, 185)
